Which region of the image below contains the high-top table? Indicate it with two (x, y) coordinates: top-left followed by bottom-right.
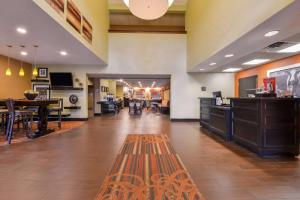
(0, 99), (58, 138)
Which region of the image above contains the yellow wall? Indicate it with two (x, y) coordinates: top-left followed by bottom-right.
(0, 55), (32, 99)
(33, 0), (109, 63)
(186, 0), (294, 71)
(116, 85), (124, 99)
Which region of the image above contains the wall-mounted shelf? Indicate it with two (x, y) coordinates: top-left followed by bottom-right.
(51, 86), (83, 91)
(64, 106), (81, 110)
(31, 79), (50, 83)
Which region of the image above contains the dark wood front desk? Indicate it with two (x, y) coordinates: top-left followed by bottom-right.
(200, 97), (300, 157)
(199, 98), (232, 141)
(231, 98), (300, 157)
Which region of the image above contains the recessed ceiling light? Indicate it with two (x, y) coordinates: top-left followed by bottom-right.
(210, 63), (216, 66)
(16, 27), (27, 34)
(264, 30), (279, 37)
(20, 51), (28, 56)
(60, 51), (68, 56)
(278, 43), (300, 53)
(243, 59), (270, 65)
(199, 69), (205, 71)
(223, 68), (241, 72)
(225, 54), (234, 58)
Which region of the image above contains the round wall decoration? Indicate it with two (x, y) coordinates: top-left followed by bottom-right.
(69, 94), (79, 105)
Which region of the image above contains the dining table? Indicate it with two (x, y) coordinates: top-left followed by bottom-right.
(0, 99), (59, 139)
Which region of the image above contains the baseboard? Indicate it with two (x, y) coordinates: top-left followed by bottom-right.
(171, 118), (199, 122)
(62, 118), (88, 121)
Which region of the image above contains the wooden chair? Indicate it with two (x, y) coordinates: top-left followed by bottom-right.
(0, 108), (8, 132)
(135, 102), (142, 115)
(6, 99), (33, 144)
(129, 102), (135, 115)
(48, 98), (63, 129)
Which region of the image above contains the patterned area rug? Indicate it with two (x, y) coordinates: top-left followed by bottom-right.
(95, 134), (204, 200)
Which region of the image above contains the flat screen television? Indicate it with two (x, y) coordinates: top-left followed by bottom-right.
(50, 72), (73, 87)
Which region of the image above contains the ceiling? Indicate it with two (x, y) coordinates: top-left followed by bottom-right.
(0, 0), (105, 65)
(192, 1), (300, 73)
(109, 0), (188, 6)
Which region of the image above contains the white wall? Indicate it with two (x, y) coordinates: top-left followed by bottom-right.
(46, 33), (235, 119)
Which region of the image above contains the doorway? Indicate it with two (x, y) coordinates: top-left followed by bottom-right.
(87, 74), (171, 118)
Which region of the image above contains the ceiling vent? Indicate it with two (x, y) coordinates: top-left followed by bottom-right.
(262, 42), (291, 53)
(266, 42), (288, 49)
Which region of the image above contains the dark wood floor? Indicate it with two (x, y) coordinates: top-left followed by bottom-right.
(0, 109), (299, 200)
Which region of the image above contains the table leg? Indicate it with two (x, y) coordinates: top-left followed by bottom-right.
(27, 105), (54, 139)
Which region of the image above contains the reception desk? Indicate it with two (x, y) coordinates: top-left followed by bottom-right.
(199, 98), (232, 141)
(199, 97), (300, 157)
(231, 98), (300, 156)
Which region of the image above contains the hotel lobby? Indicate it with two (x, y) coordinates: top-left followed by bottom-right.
(1, 0), (300, 199)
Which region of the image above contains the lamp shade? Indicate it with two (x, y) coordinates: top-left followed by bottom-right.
(124, 0), (173, 20)
(19, 67), (25, 77)
(5, 67), (12, 76)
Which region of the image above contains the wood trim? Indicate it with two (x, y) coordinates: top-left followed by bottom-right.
(171, 119), (199, 122)
(109, 25), (186, 34)
(62, 118), (88, 121)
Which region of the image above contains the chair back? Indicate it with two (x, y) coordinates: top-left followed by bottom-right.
(136, 102), (141, 108)
(5, 99), (15, 113)
(129, 102), (135, 108)
(50, 98), (64, 111)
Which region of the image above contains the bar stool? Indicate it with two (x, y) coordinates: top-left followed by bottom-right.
(6, 99), (34, 144)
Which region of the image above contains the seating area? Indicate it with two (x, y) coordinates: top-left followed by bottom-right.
(0, 98), (63, 144)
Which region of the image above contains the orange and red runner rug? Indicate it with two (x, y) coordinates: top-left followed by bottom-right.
(95, 134), (204, 200)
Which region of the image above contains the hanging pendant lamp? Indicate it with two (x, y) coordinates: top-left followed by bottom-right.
(32, 45), (39, 77)
(5, 45), (12, 76)
(124, 0), (174, 20)
(19, 61), (25, 77)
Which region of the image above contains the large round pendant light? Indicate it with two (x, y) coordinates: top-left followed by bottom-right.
(124, 0), (174, 20)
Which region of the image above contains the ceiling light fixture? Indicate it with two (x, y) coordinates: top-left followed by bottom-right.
(19, 61), (25, 77)
(60, 51), (68, 56)
(264, 30), (279, 37)
(199, 69), (205, 71)
(123, 0), (174, 20)
(209, 63), (216, 66)
(278, 43), (300, 53)
(16, 27), (27, 34)
(20, 51), (28, 56)
(243, 59), (270, 65)
(223, 68), (241, 72)
(32, 45), (39, 77)
(225, 54), (234, 58)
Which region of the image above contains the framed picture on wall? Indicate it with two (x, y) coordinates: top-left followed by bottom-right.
(45, 0), (65, 17)
(33, 84), (51, 100)
(38, 67), (48, 78)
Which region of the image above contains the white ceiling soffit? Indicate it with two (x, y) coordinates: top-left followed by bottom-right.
(192, 1), (300, 72)
(122, 78), (170, 88)
(109, 0), (188, 6)
(0, 0), (106, 65)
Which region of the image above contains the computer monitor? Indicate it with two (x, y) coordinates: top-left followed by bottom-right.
(212, 91), (222, 98)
